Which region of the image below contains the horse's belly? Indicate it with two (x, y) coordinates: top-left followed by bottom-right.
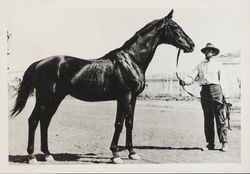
(68, 81), (117, 101)
(70, 92), (115, 101)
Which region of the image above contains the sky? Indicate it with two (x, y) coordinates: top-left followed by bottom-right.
(5, 1), (247, 75)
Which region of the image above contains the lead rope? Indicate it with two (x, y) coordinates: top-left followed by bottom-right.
(175, 49), (200, 99)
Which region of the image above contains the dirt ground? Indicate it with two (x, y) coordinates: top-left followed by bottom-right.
(8, 97), (241, 164)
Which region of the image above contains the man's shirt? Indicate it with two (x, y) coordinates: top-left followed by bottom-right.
(189, 58), (222, 86)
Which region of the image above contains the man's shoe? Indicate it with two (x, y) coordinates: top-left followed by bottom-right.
(221, 142), (229, 152)
(206, 143), (215, 150)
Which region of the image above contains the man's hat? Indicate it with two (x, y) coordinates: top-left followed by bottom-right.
(201, 43), (220, 56)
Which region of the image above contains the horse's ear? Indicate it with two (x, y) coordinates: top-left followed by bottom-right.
(165, 9), (174, 20)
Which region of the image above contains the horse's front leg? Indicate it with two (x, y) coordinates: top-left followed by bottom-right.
(125, 97), (141, 160)
(110, 95), (132, 164)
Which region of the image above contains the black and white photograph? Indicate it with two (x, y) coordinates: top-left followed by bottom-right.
(1, 0), (250, 173)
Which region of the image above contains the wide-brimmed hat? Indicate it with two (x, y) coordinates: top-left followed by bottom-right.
(201, 43), (220, 56)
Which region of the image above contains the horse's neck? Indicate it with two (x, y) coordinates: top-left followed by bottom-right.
(122, 28), (163, 73)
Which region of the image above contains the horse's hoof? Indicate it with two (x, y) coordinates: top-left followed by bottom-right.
(128, 153), (141, 160)
(111, 157), (123, 164)
(28, 157), (38, 164)
(45, 155), (54, 162)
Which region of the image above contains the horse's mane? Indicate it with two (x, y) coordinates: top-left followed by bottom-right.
(102, 18), (163, 58)
(122, 19), (163, 48)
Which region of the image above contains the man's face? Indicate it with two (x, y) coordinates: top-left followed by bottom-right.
(205, 49), (214, 59)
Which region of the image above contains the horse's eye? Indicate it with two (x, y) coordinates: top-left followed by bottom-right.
(168, 24), (178, 30)
(172, 24), (179, 28)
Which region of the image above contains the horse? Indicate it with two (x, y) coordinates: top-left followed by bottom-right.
(10, 9), (194, 164)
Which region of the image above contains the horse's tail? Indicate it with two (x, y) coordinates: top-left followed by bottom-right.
(10, 62), (38, 118)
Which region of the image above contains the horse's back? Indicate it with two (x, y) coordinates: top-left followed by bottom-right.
(32, 55), (119, 100)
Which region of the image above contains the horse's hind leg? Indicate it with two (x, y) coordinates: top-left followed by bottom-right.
(40, 116), (52, 156)
(27, 84), (64, 163)
(35, 88), (65, 162)
(39, 95), (64, 161)
(27, 104), (41, 163)
(27, 102), (54, 163)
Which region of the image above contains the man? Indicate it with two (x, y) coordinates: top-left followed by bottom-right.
(179, 43), (228, 152)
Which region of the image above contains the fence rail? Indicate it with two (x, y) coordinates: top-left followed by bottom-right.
(141, 73), (241, 99)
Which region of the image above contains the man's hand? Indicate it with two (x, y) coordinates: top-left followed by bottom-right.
(179, 80), (186, 86)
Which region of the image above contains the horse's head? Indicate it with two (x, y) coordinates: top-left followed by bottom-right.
(161, 10), (195, 53)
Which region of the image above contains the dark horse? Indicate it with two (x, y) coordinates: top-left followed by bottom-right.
(11, 10), (194, 164)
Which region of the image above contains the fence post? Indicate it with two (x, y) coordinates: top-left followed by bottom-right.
(177, 78), (180, 96)
(169, 73), (172, 95)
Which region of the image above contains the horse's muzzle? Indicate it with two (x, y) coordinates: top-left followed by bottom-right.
(183, 45), (194, 53)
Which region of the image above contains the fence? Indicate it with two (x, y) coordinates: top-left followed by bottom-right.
(142, 73), (192, 97)
(141, 73), (241, 99)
